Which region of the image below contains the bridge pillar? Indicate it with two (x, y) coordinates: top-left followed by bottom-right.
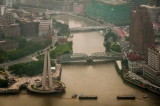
(86, 59), (93, 64)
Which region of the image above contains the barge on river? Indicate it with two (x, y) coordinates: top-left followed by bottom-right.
(79, 95), (98, 100)
(117, 95), (136, 100)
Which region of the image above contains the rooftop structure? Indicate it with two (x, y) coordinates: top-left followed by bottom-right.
(127, 52), (144, 61)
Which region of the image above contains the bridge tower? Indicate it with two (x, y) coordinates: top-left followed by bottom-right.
(42, 51), (53, 90)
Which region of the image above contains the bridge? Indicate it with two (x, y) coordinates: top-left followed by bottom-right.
(69, 26), (109, 32)
(59, 51), (122, 64)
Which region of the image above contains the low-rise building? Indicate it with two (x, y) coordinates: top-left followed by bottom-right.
(3, 12), (16, 25)
(2, 23), (20, 37)
(127, 52), (145, 73)
(0, 40), (19, 51)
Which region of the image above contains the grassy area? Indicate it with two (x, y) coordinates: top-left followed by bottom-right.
(8, 60), (44, 77)
(50, 42), (72, 59)
(37, 42), (72, 60)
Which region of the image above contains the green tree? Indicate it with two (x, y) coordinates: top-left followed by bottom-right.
(104, 41), (111, 51)
(110, 44), (121, 53)
(0, 49), (8, 64)
(0, 79), (8, 88)
(121, 59), (129, 69)
(105, 31), (117, 41)
(4, 73), (9, 81)
(0, 32), (5, 39)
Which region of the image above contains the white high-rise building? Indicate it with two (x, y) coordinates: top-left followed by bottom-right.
(42, 51), (53, 90)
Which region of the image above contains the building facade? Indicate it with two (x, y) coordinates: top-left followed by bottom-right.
(129, 6), (155, 56)
(0, 40), (19, 51)
(127, 52), (145, 73)
(39, 19), (52, 36)
(148, 0), (160, 7)
(141, 5), (160, 23)
(148, 48), (160, 71)
(143, 48), (160, 86)
(18, 20), (39, 36)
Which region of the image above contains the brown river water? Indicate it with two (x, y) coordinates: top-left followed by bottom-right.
(0, 14), (159, 106)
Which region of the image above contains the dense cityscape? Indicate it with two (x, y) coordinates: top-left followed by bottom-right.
(0, 0), (160, 106)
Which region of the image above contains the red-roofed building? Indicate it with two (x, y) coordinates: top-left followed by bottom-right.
(127, 52), (145, 73)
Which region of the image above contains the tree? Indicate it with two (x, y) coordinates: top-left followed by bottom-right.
(4, 73), (9, 81)
(110, 44), (121, 53)
(0, 32), (5, 39)
(18, 38), (27, 48)
(0, 49), (8, 64)
(121, 59), (129, 69)
(104, 41), (111, 51)
(105, 31), (117, 41)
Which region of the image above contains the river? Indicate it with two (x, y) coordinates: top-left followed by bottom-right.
(0, 14), (160, 106)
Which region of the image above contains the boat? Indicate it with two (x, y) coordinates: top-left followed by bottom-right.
(79, 95), (98, 100)
(72, 94), (77, 98)
(145, 84), (160, 95)
(123, 72), (146, 89)
(143, 94), (148, 98)
(117, 95), (136, 100)
(123, 72), (160, 95)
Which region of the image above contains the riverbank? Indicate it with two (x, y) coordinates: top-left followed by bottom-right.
(115, 61), (160, 95)
(0, 63), (63, 95)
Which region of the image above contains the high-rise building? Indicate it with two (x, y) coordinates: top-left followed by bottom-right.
(0, 0), (5, 5)
(143, 48), (160, 86)
(140, 5), (160, 23)
(148, 0), (160, 7)
(42, 51), (53, 90)
(129, 6), (155, 56)
(148, 48), (160, 71)
(6, 0), (13, 7)
(39, 19), (52, 36)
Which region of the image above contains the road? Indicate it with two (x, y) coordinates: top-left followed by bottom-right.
(0, 43), (56, 68)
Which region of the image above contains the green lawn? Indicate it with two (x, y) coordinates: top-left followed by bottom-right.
(50, 42), (72, 59)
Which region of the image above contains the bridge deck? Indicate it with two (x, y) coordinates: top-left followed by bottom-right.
(59, 52), (122, 63)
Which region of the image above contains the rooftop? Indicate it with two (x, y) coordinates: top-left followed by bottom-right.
(127, 52), (144, 61)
